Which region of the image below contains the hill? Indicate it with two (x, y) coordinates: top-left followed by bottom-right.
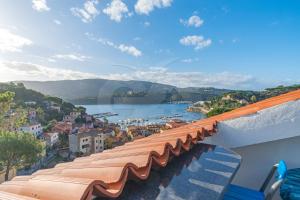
(188, 84), (300, 117)
(21, 79), (231, 104)
(0, 82), (79, 125)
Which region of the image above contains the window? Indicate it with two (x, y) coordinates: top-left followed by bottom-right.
(82, 144), (89, 149)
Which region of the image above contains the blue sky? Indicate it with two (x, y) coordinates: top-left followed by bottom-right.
(0, 0), (299, 90)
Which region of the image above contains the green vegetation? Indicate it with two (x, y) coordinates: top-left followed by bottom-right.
(58, 133), (69, 148)
(0, 91), (15, 125)
(195, 84), (300, 117)
(0, 82), (76, 125)
(0, 131), (44, 181)
(43, 120), (57, 132)
(0, 91), (45, 181)
(0, 91), (28, 130)
(207, 107), (234, 117)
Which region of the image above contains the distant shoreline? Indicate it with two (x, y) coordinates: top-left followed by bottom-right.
(76, 102), (192, 106)
(186, 106), (209, 114)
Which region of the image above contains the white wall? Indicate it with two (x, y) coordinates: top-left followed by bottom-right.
(205, 100), (300, 148)
(19, 124), (43, 138)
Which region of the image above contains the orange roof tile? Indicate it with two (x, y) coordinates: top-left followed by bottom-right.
(1, 89), (300, 200)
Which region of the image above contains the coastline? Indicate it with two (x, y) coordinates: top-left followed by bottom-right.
(187, 106), (209, 115)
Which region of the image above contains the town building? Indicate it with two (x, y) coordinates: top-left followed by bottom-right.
(70, 112), (81, 119)
(43, 132), (59, 147)
(81, 122), (94, 129)
(126, 125), (152, 137)
(24, 101), (36, 106)
(63, 112), (81, 123)
(165, 119), (188, 129)
(69, 128), (106, 155)
(19, 123), (43, 138)
(52, 122), (73, 134)
(28, 109), (37, 122)
(146, 124), (165, 134)
(63, 115), (74, 123)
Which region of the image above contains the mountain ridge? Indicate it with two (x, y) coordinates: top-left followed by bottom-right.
(21, 79), (232, 104)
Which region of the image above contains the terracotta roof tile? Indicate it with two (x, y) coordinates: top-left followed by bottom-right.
(1, 89), (300, 200)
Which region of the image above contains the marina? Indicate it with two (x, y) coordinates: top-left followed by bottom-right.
(82, 104), (204, 126)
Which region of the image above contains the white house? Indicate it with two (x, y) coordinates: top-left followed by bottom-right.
(19, 123), (43, 138)
(44, 132), (59, 147)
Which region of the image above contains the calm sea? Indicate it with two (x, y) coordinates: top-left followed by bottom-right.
(81, 104), (204, 124)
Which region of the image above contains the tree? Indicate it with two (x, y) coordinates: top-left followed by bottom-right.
(2, 108), (28, 131)
(58, 133), (69, 148)
(250, 95), (257, 103)
(0, 92), (27, 131)
(0, 91), (44, 181)
(43, 119), (57, 132)
(104, 137), (114, 149)
(74, 106), (86, 114)
(0, 131), (44, 181)
(36, 106), (46, 124)
(0, 91), (15, 122)
(207, 107), (234, 117)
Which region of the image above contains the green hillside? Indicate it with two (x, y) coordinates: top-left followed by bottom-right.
(190, 85), (300, 117)
(0, 83), (77, 125)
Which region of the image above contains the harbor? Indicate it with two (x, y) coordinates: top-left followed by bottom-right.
(82, 103), (204, 126)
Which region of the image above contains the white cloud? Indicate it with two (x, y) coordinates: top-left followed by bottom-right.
(135, 0), (173, 15)
(85, 32), (142, 57)
(0, 61), (99, 82)
(71, 0), (99, 23)
(118, 44), (142, 57)
(180, 15), (204, 28)
(53, 54), (91, 62)
(32, 0), (50, 12)
(180, 35), (212, 50)
(53, 19), (62, 25)
(0, 28), (32, 53)
(103, 0), (130, 22)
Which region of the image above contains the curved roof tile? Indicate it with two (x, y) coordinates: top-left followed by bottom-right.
(1, 89), (300, 200)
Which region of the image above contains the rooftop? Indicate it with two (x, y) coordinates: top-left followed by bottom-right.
(0, 89), (300, 200)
